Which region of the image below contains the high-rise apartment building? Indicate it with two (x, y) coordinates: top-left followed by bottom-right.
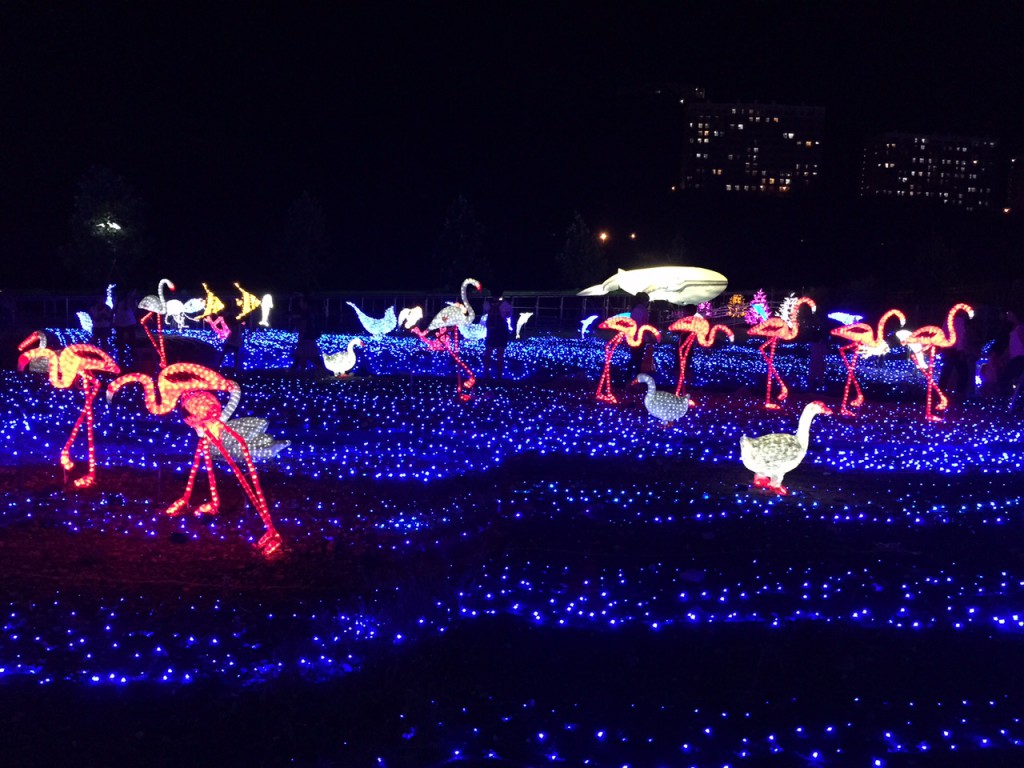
(860, 133), (1000, 212)
(680, 102), (825, 195)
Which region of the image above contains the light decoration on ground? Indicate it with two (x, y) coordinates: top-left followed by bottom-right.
(106, 363), (283, 556)
(901, 303), (975, 422)
(745, 288), (770, 325)
(259, 294), (274, 327)
(516, 312), (533, 339)
(424, 278), (482, 401)
(347, 302), (397, 338)
(17, 331), (120, 488)
(633, 373), (692, 427)
(668, 313), (734, 397)
(831, 309), (906, 416)
(580, 315), (599, 338)
(324, 338), (363, 377)
(748, 296), (816, 410)
(578, 266), (728, 305)
(740, 400), (832, 495)
(137, 278), (175, 369)
(234, 283), (261, 321)
(594, 316), (661, 404)
(726, 294), (747, 319)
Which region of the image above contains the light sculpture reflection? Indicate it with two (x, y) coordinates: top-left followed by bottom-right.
(594, 316), (661, 404)
(17, 331), (120, 489)
(901, 303), (975, 422)
(107, 363), (283, 556)
(137, 278), (175, 369)
(668, 313), (734, 398)
(831, 309), (906, 417)
(748, 296), (816, 410)
(740, 400), (832, 495)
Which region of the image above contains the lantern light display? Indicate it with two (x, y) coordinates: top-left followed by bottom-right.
(77, 311), (94, 336)
(594, 316), (661, 404)
(580, 315), (599, 338)
(748, 296), (816, 410)
(259, 294), (274, 327)
(425, 278), (483, 401)
(827, 311), (864, 326)
(668, 313), (734, 398)
(515, 312), (533, 339)
(740, 400), (832, 495)
(398, 306), (423, 330)
(137, 278), (176, 369)
(234, 283), (261, 321)
(165, 297), (207, 331)
(106, 363), (283, 556)
(347, 302), (397, 338)
(831, 309), (906, 417)
(578, 266), (728, 305)
(901, 303), (975, 422)
(323, 338), (363, 377)
(726, 294), (747, 319)
(197, 283), (226, 319)
(17, 331), (120, 489)
(633, 373), (692, 427)
(696, 300), (713, 315)
(745, 289), (770, 326)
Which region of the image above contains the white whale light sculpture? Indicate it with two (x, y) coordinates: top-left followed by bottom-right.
(578, 266), (728, 305)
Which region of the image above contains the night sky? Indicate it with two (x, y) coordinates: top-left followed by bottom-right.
(2, 2), (1023, 291)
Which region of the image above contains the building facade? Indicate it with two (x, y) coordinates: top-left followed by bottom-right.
(680, 102), (825, 195)
(860, 133), (1000, 212)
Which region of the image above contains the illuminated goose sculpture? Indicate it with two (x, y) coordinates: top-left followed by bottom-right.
(740, 400), (831, 496)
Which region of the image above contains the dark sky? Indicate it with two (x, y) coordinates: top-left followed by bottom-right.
(2, 1), (1023, 290)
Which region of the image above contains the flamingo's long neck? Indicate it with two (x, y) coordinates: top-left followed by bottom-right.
(875, 310), (904, 343)
(945, 306), (967, 346)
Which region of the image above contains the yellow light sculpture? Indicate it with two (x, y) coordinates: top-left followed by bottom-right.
(234, 282), (261, 321)
(198, 283), (226, 319)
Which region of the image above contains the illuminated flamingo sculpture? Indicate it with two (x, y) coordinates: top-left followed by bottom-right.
(107, 363), (283, 556)
(17, 331), (121, 489)
(594, 316), (661, 404)
(748, 296), (816, 410)
(138, 278), (176, 368)
(831, 309), (906, 417)
(901, 303), (974, 422)
(424, 278), (483, 401)
(668, 313), (734, 397)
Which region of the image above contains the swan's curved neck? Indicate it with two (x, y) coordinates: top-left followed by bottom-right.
(220, 383), (241, 422)
(796, 409), (818, 446)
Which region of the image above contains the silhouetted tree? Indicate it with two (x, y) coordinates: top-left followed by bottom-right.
(62, 166), (149, 288)
(556, 211), (607, 288)
(433, 195), (487, 288)
(278, 192), (329, 292)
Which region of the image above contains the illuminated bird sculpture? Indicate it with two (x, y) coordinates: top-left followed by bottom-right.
(901, 303), (974, 422)
(107, 363), (284, 557)
(138, 278), (176, 369)
(634, 373), (692, 427)
(17, 331), (121, 489)
(398, 306), (424, 330)
(218, 417), (291, 462)
(323, 338), (363, 377)
(668, 313), (734, 398)
(740, 400), (832, 495)
(594, 315), (662, 404)
(831, 308), (906, 417)
(347, 302), (397, 339)
(423, 278), (483, 400)
(748, 296), (816, 410)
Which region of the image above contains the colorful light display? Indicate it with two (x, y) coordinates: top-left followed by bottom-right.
(726, 293), (747, 319)
(197, 283), (226, 319)
(347, 302), (397, 338)
(578, 266), (728, 305)
(515, 312), (533, 340)
(234, 282), (261, 321)
(633, 373), (692, 427)
(580, 314), (599, 338)
(137, 278), (175, 369)
(831, 309), (906, 416)
(425, 278), (482, 400)
(740, 400), (832, 495)
(259, 294), (274, 327)
(17, 331), (120, 488)
(594, 316), (661, 404)
(748, 296), (816, 410)
(668, 313), (734, 397)
(106, 363), (283, 556)
(745, 288), (770, 325)
(323, 338), (363, 377)
(398, 306), (423, 330)
(901, 303), (975, 421)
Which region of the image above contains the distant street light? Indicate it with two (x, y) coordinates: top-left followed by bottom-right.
(598, 231), (609, 243)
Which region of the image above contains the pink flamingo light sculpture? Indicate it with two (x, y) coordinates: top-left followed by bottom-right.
(748, 296), (816, 410)
(901, 303), (974, 422)
(17, 331), (121, 489)
(830, 308), (906, 416)
(594, 316), (662, 404)
(107, 363), (283, 556)
(668, 313), (734, 398)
